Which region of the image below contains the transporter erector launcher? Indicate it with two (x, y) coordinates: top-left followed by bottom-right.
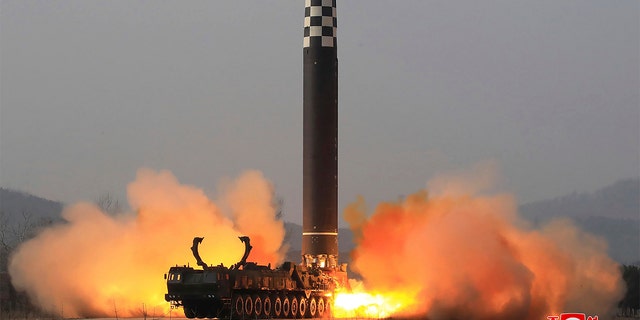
(302, 0), (339, 268)
(163, 2), (348, 318)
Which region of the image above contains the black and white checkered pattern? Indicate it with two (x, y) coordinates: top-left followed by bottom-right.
(303, 0), (337, 48)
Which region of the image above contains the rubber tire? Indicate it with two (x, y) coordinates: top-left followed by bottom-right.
(205, 307), (216, 319)
(263, 295), (272, 318)
(282, 296), (291, 318)
(244, 295), (253, 317)
(184, 306), (196, 319)
(254, 295), (262, 318)
(196, 306), (206, 319)
(290, 296), (298, 318)
(309, 297), (317, 318)
(317, 297), (325, 317)
(233, 295), (244, 317)
(273, 296), (282, 318)
(298, 297), (307, 318)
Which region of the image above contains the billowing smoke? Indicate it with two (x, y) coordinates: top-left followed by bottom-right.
(9, 166), (624, 319)
(8, 168), (286, 317)
(341, 167), (624, 319)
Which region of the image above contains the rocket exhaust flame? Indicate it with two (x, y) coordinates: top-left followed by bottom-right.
(8, 169), (286, 317)
(333, 169), (624, 319)
(333, 280), (413, 318)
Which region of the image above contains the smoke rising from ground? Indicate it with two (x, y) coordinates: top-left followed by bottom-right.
(8, 166), (623, 318)
(344, 167), (624, 319)
(8, 168), (285, 317)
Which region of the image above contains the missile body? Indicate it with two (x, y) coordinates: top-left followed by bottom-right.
(302, 0), (339, 267)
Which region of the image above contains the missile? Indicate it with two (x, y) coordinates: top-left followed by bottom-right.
(302, 0), (339, 268)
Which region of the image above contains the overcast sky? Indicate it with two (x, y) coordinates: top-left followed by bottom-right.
(1, 1), (638, 224)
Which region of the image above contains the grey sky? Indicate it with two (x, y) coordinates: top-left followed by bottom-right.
(1, 1), (638, 225)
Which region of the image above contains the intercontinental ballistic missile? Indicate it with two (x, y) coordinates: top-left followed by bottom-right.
(302, 0), (339, 268)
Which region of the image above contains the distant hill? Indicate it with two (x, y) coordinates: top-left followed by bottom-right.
(520, 178), (639, 221)
(0, 188), (63, 226)
(519, 178), (639, 264)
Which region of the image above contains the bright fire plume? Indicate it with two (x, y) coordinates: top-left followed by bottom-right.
(333, 280), (415, 318)
(8, 168), (286, 317)
(339, 169), (624, 319)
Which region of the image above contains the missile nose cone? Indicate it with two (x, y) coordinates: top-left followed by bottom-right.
(303, 0), (337, 48)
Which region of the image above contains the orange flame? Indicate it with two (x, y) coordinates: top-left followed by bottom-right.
(342, 168), (625, 319)
(333, 280), (417, 318)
